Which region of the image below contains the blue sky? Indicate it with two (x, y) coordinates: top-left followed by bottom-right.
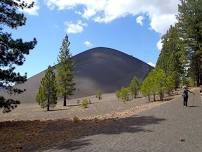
(11, 0), (180, 78)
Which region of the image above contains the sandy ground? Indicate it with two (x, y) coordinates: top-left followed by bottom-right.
(0, 93), (176, 122)
(0, 92), (180, 152)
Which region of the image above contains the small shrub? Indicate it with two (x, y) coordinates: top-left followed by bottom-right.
(72, 116), (80, 123)
(116, 87), (130, 103)
(96, 90), (102, 100)
(120, 87), (130, 102)
(80, 98), (89, 108)
(88, 98), (92, 104)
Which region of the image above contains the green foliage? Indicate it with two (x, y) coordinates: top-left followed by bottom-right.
(141, 68), (175, 101)
(0, 96), (20, 113)
(80, 98), (89, 108)
(156, 25), (186, 89)
(116, 87), (130, 103)
(129, 77), (141, 98)
(141, 76), (152, 101)
(156, 0), (202, 87)
(36, 66), (57, 111)
(116, 77), (141, 102)
(177, 0), (202, 86)
(57, 35), (75, 106)
(0, 0), (37, 112)
(72, 116), (80, 123)
(96, 90), (102, 100)
(36, 85), (46, 106)
(187, 77), (195, 87)
(165, 75), (175, 93)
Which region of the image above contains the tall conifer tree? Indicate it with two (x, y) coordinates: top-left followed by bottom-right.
(0, 0), (37, 112)
(156, 25), (186, 88)
(177, 0), (202, 86)
(36, 66), (57, 111)
(57, 35), (75, 106)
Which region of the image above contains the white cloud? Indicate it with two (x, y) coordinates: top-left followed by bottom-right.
(136, 16), (144, 26)
(65, 20), (88, 34)
(150, 14), (177, 35)
(19, 0), (40, 16)
(84, 41), (93, 48)
(148, 62), (155, 67)
(82, 8), (97, 19)
(45, 0), (180, 35)
(157, 39), (163, 50)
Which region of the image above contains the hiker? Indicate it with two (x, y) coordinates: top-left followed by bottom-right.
(182, 86), (194, 107)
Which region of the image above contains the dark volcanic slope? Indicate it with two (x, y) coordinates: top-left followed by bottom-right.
(3, 47), (153, 103)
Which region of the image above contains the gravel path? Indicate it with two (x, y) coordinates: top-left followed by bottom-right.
(44, 89), (202, 152)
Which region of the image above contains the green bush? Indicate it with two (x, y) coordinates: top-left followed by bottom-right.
(72, 116), (80, 123)
(80, 98), (89, 108)
(141, 68), (175, 101)
(96, 90), (102, 100)
(116, 87), (130, 103)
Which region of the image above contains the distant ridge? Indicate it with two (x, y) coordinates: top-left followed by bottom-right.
(3, 47), (153, 103)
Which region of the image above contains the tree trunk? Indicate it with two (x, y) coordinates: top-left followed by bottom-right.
(148, 95), (150, 102)
(197, 70), (202, 86)
(160, 91), (164, 101)
(63, 94), (67, 106)
(153, 94), (156, 101)
(47, 96), (50, 111)
(196, 62), (201, 86)
(196, 72), (200, 86)
(134, 92), (137, 98)
(200, 74), (202, 86)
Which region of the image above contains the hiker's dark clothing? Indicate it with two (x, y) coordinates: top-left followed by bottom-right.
(183, 89), (189, 106)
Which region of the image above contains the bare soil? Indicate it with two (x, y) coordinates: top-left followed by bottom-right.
(0, 93), (175, 122)
(0, 93), (178, 152)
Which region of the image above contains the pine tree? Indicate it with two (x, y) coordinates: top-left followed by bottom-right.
(0, 0), (37, 112)
(177, 0), (202, 86)
(141, 68), (173, 101)
(129, 77), (141, 98)
(141, 75), (152, 102)
(36, 66), (57, 111)
(156, 25), (186, 89)
(57, 35), (75, 106)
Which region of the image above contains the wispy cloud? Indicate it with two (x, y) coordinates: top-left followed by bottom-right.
(136, 16), (144, 26)
(84, 41), (93, 48)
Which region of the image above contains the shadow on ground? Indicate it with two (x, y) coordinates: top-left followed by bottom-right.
(188, 105), (200, 108)
(0, 115), (166, 152)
